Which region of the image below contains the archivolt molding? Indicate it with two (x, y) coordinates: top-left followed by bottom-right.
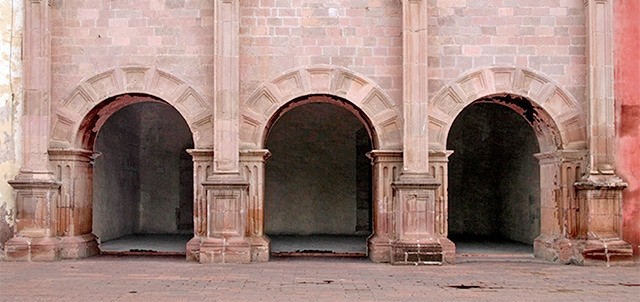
(240, 65), (403, 150)
(50, 66), (214, 149)
(429, 67), (586, 152)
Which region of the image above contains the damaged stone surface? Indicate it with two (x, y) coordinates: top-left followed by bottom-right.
(0, 0), (22, 256)
(1, 0), (638, 265)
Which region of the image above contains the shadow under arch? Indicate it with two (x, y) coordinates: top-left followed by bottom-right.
(430, 67), (590, 262)
(262, 94), (375, 256)
(446, 97), (542, 253)
(263, 94), (378, 149)
(49, 88), (201, 258)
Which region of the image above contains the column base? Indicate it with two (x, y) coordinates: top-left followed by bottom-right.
(534, 235), (634, 266)
(247, 235), (270, 262)
(3, 236), (60, 261)
(186, 236), (201, 262)
(368, 235), (392, 263)
(60, 234), (100, 259)
(391, 238), (455, 265)
(199, 237), (251, 264)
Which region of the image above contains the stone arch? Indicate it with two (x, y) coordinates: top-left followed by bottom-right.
(50, 66), (214, 149)
(429, 67), (586, 153)
(240, 65), (402, 150)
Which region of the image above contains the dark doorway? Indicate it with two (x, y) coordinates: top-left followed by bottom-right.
(92, 100), (194, 255)
(447, 100), (540, 257)
(265, 101), (373, 256)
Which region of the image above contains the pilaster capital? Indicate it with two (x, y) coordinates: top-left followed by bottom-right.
(239, 149), (271, 162)
(534, 150), (588, 165)
(187, 149), (214, 162)
(367, 150), (402, 164)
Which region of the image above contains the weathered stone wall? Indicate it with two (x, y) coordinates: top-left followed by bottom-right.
(49, 0), (216, 107)
(0, 0), (22, 253)
(615, 0), (640, 258)
(239, 0), (402, 105)
(428, 0), (586, 104)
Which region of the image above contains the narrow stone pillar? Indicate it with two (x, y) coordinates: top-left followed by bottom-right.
(5, 0), (61, 261)
(48, 149), (100, 259)
(429, 150), (455, 263)
(576, 0), (633, 265)
(534, 150), (586, 264)
(185, 149), (213, 262)
(199, 0), (251, 263)
(240, 150), (271, 262)
(390, 0), (448, 265)
(367, 150), (402, 263)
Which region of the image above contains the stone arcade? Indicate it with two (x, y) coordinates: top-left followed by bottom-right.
(1, 0), (637, 265)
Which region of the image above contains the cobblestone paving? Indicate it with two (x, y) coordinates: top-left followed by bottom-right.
(1, 256), (638, 301)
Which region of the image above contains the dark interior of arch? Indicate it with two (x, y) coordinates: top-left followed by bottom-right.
(447, 101), (541, 245)
(92, 101), (194, 246)
(265, 102), (372, 237)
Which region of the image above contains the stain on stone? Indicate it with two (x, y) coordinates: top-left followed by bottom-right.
(0, 204), (13, 250)
(619, 105), (640, 137)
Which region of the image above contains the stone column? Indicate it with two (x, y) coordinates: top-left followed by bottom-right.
(185, 149), (213, 262)
(5, 0), (61, 261)
(575, 0), (633, 265)
(199, 0), (251, 263)
(367, 150), (402, 263)
(240, 150), (271, 262)
(48, 149), (100, 259)
(390, 0), (451, 265)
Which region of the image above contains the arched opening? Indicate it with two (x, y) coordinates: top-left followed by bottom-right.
(91, 95), (194, 255)
(264, 96), (373, 257)
(447, 96), (541, 257)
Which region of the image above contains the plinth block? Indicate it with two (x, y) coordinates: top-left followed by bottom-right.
(199, 237), (251, 264)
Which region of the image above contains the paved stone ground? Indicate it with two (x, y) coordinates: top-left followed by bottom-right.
(1, 256), (638, 301)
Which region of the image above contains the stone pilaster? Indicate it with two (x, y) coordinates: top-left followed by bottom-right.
(534, 150), (587, 264)
(367, 150), (402, 263)
(240, 149), (271, 262)
(5, 0), (60, 261)
(185, 149), (213, 262)
(48, 149), (100, 259)
(391, 0), (445, 265)
(574, 0), (633, 265)
(429, 150), (455, 263)
(199, 0), (250, 263)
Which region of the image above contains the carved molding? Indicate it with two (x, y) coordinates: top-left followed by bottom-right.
(429, 67), (586, 152)
(240, 65), (402, 150)
(51, 66), (214, 149)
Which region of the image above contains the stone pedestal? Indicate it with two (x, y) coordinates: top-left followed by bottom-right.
(391, 173), (453, 265)
(49, 149), (100, 259)
(4, 177), (61, 261)
(198, 174), (251, 264)
(574, 177), (634, 266)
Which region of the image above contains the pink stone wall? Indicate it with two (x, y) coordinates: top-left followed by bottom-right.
(50, 0), (216, 106)
(615, 0), (640, 258)
(239, 0), (403, 105)
(427, 1), (586, 103)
